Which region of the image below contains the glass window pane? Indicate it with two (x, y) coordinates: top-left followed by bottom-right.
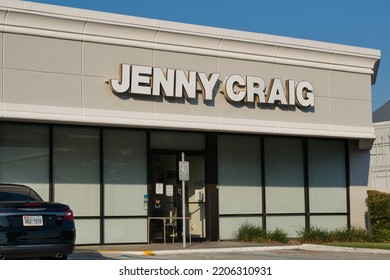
(308, 140), (347, 213)
(219, 216), (262, 240)
(75, 219), (100, 244)
(310, 215), (348, 231)
(265, 137), (304, 213)
(104, 129), (147, 216)
(218, 134), (262, 215)
(55, 185), (100, 216)
(104, 218), (147, 243)
(0, 124), (49, 200)
(266, 216), (305, 237)
(53, 127), (100, 216)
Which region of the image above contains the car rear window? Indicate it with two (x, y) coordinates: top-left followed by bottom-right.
(0, 192), (40, 202)
(0, 185), (43, 202)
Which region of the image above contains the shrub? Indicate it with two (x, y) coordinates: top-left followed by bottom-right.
(265, 227), (289, 244)
(297, 226), (373, 243)
(367, 190), (390, 241)
(235, 222), (288, 243)
(235, 222), (264, 242)
(330, 226), (373, 242)
(296, 226), (331, 243)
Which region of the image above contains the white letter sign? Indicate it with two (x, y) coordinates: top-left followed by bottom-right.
(109, 64), (314, 109)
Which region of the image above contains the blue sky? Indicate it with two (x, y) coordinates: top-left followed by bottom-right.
(27, 0), (390, 110)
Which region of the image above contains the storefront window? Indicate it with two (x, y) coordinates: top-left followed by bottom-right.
(0, 122), (350, 242)
(308, 139), (347, 213)
(0, 124), (49, 200)
(264, 137), (305, 213)
(104, 129), (147, 215)
(218, 134), (262, 239)
(53, 127), (100, 243)
(103, 129), (147, 243)
(53, 126), (100, 216)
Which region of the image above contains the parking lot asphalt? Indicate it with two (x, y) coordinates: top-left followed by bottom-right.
(71, 241), (390, 260)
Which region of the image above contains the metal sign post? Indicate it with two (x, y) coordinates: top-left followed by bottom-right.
(179, 152), (189, 248)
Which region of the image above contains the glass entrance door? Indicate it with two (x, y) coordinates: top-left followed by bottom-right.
(148, 153), (205, 243)
(149, 154), (177, 243)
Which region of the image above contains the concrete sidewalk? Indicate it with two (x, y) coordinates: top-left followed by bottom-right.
(76, 241), (277, 255)
(75, 241), (390, 256)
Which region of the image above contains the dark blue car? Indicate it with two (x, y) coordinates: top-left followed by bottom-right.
(0, 184), (75, 260)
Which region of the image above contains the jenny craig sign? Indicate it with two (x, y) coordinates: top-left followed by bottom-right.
(109, 64), (314, 107)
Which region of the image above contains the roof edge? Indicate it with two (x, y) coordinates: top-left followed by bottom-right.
(0, 1), (381, 80)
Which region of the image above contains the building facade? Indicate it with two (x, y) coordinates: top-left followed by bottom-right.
(370, 101), (390, 191)
(0, 1), (381, 244)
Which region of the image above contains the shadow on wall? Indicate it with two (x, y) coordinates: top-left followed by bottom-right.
(349, 140), (370, 187)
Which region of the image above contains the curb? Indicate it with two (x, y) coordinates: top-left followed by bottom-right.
(299, 244), (390, 255)
(99, 244), (390, 257)
(141, 245), (301, 256)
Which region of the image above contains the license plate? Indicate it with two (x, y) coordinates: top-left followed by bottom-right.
(23, 215), (43, 226)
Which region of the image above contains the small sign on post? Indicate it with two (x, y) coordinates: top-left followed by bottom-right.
(179, 161), (189, 181)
